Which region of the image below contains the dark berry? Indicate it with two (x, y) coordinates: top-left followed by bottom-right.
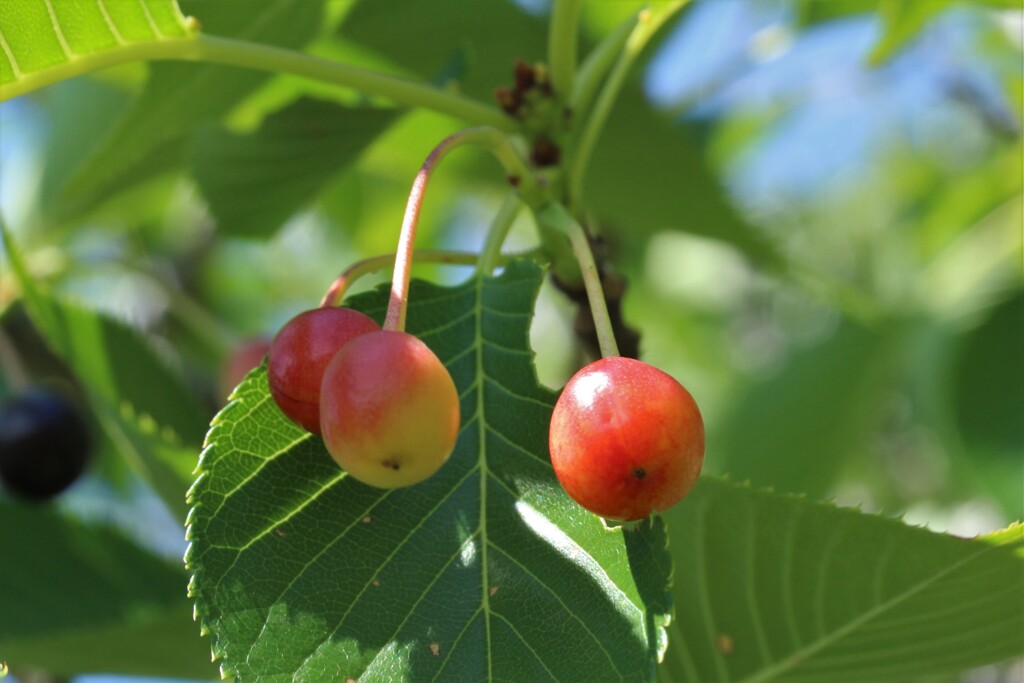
(0, 390), (93, 501)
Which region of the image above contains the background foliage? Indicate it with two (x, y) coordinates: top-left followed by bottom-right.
(0, 1), (1021, 682)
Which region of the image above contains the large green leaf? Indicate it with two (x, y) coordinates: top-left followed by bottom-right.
(0, 0), (196, 100)
(0, 501), (215, 679)
(659, 477), (1024, 682)
(57, 0), (326, 219)
(193, 97), (400, 237)
(340, 0), (547, 102)
(953, 288), (1024, 458)
(2, 224), (206, 520)
(187, 261), (672, 681)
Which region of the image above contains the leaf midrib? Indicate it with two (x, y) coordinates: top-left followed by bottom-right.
(474, 270), (494, 682)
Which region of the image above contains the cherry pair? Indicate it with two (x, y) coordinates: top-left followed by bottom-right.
(266, 307), (459, 489)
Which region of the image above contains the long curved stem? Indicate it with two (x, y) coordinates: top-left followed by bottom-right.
(477, 194), (523, 276)
(1, 34), (516, 130)
(385, 128), (536, 331)
(571, 12), (638, 123)
(568, 2), (688, 209)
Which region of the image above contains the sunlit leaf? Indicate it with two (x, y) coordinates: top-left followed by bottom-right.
(0, 0), (195, 101)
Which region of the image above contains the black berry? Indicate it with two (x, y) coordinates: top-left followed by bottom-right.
(0, 390), (93, 501)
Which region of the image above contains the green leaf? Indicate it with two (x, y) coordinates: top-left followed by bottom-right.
(193, 97), (400, 237)
(953, 288), (1024, 457)
(867, 0), (954, 66)
(585, 88), (785, 270)
(660, 477), (1024, 682)
(340, 0), (547, 102)
(58, 0), (326, 219)
(0, 0), (196, 101)
(2, 224), (207, 520)
(187, 261), (671, 681)
(713, 319), (903, 498)
(0, 501), (215, 679)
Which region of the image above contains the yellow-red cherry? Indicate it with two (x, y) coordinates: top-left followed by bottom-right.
(549, 357), (705, 521)
(319, 330), (460, 488)
(267, 307), (379, 433)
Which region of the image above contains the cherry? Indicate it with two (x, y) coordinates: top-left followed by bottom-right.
(267, 307), (379, 433)
(319, 330), (460, 488)
(0, 389), (93, 501)
(219, 338), (272, 400)
(548, 357), (704, 521)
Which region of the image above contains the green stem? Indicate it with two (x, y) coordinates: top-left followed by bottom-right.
(540, 203), (620, 358)
(1, 34), (516, 130)
(385, 127), (537, 331)
(571, 12), (638, 124)
(567, 1), (688, 209)
(477, 194), (523, 276)
(320, 250), (481, 308)
(548, 0), (584, 99)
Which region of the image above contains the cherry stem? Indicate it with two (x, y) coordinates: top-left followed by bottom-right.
(548, 0), (584, 99)
(568, 2), (686, 211)
(477, 194), (522, 276)
(542, 203), (620, 358)
(384, 127), (537, 331)
(320, 250), (481, 308)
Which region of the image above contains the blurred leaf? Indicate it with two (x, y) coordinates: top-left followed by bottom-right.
(58, 0), (326, 219)
(953, 288), (1024, 457)
(2, 224), (206, 520)
(0, 0), (195, 101)
(659, 477), (1024, 682)
(37, 78), (133, 212)
(795, 0), (881, 26)
(187, 261), (671, 681)
(340, 0), (546, 101)
(0, 501), (214, 679)
(586, 88), (785, 270)
(918, 145), (1023, 260)
(868, 0), (954, 66)
(193, 97), (399, 237)
(714, 319), (903, 498)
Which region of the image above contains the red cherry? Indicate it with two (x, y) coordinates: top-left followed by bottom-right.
(320, 330), (460, 488)
(549, 357), (704, 521)
(267, 307), (379, 433)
